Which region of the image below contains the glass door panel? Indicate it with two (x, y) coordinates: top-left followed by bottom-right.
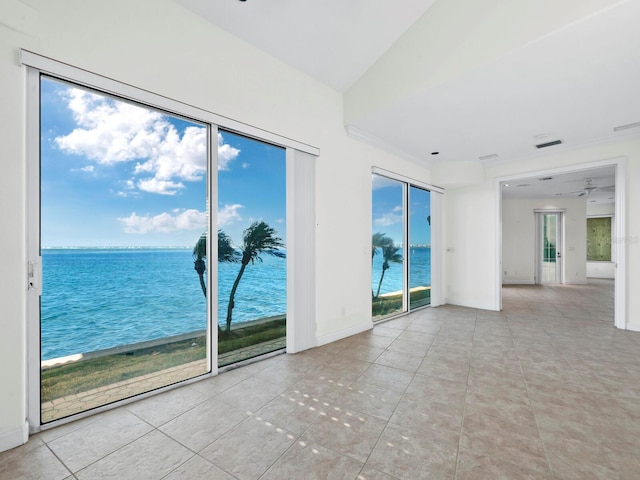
(540, 213), (561, 283)
(40, 76), (210, 423)
(372, 174), (406, 320)
(216, 131), (286, 367)
(409, 186), (431, 309)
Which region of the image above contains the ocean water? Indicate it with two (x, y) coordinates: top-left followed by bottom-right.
(41, 246), (430, 360)
(371, 247), (431, 295)
(41, 248), (286, 360)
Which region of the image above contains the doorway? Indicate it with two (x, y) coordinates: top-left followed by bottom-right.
(497, 159), (626, 329)
(537, 212), (563, 284)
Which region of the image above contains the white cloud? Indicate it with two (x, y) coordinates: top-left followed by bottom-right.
(54, 87), (224, 195)
(218, 204), (243, 226)
(119, 209), (206, 234)
(56, 88), (167, 164)
(374, 210), (403, 227)
(218, 133), (240, 171)
(137, 178), (185, 195)
(241, 162), (249, 169)
(80, 165), (94, 172)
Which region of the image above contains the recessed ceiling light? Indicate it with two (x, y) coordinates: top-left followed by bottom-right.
(503, 183), (510, 187)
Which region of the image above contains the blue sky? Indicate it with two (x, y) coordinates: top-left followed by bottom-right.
(40, 76), (286, 248)
(372, 174), (431, 246)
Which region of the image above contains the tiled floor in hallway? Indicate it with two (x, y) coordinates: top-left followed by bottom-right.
(3, 279), (640, 479)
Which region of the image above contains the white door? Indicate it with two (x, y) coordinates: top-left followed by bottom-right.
(538, 212), (563, 284)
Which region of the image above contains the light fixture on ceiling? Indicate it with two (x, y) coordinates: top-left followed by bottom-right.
(556, 178), (614, 198)
(613, 121), (640, 132)
(516, 183), (531, 187)
(431, 151), (439, 155)
(539, 177), (553, 181)
(503, 183), (510, 187)
(479, 153), (498, 161)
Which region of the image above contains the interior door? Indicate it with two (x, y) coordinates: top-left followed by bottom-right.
(538, 212), (563, 284)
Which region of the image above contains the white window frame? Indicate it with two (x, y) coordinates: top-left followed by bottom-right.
(371, 167), (444, 323)
(23, 50), (319, 432)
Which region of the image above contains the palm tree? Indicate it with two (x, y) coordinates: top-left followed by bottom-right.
(371, 232), (393, 262)
(193, 230), (239, 298)
(193, 233), (208, 298)
(372, 233), (394, 297)
(226, 221), (285, 332)
(375, 244), (403, 298)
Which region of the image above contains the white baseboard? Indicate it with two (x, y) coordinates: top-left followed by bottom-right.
(626, 322), (640, 332)
(0, 421), (29, 453)
(502, 278), (535, 285)
(316, 321), (372, 347)
(445, 297), (499, 312)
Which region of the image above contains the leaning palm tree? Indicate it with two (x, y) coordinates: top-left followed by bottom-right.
(375, 244), (403, 298)
(226, 221), (285, 332)
(193, 230), (239, 298)
(193, 233), (208, 298)
(371, 232), (394, 262)
(372, 233), (394, 297)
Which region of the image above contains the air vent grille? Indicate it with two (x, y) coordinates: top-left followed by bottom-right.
(535, 139), (563, 149)
(613, 121), (640, 132)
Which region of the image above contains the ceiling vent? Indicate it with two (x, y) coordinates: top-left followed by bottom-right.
(535, 139), (563, 149)
(613, 121), (640, 132)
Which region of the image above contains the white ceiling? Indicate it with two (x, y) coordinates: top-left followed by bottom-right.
(175, 0), (637, 204)
(346, 0), (640, 167)
(176, 0), (437, 92)
(501, 166), (615, 206)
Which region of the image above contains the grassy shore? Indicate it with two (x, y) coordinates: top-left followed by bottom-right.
(372, 288), (431, 319)
(41, 317), (286, 403)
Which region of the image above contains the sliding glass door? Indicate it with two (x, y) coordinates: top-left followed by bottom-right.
(216, 131), (287, 367)
(372, 176), (406, 319)
(409, 186), (432, 309)
(38, 76), (210, 423)
(372, 174), (432, 321)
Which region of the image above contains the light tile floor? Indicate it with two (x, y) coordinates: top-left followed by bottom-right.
(3, 279), (640, 479)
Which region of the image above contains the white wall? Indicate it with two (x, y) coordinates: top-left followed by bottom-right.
(439, 138), (640, 332)
(0, 0), (433, 450)
(502, 197), (587, 285)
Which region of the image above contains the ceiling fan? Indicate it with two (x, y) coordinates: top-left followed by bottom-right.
(556, 178), (615, 197)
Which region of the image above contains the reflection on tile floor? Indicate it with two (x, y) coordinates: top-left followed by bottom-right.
(3, 279), (640, 479)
